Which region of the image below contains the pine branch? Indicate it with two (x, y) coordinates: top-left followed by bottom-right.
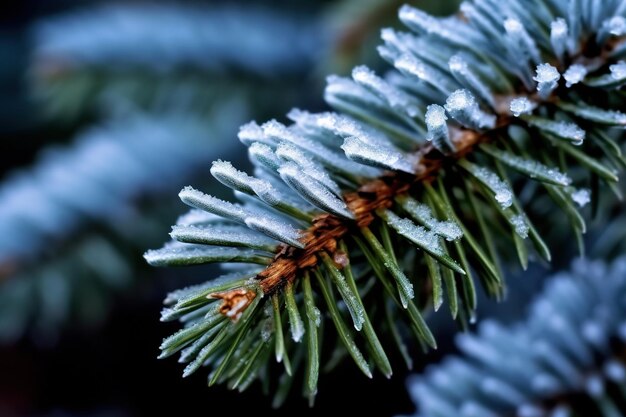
(405, 256), (626, 417)
(146, 0), (626, 404)
(32, 3), (319, 76)
(0, 234), (133, 343)
(0, 111), (238, 341)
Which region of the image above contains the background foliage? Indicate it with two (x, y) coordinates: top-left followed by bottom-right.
(18, 1), (626, 416)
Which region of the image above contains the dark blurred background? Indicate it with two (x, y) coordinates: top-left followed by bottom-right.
(4, 1), (576, 416)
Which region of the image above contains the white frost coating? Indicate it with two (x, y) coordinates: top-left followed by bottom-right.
(401, 197), (463, 241)
(550, 18), (569, 60)
(607, 16), (626, 36)
(448, 54), (466, 73)
(610, 61), (626, 80)
(399, 5), (440, 35)
(144, 242), (258, 266)
(409, 255), (626, 417)
(446, 88), (474, 111)
(448, 54), (496, 108)
(471, 166), (513, 209)
(504, 18), (541, 64)
(528, 118), (586, 145)
(534, 63), (560, 85)
(571, 189), (591, 207)
(278, 162), (354, 219)
(179, 186), (247, 223)
(425, 104), (454, 152)
(261, 316), (274, 342)
(261, 119), (298, 143)
(341, 136), (415, 173)
(509, 97), (534, 117)
(170, 224), (277, 249)
(325, 74), (382, 108)
(275, 142), (342, 197)
(395, 53), (439, 86)
(261, 119), (380, 178)
(384, 211), (444, 256)
(238, 121), (271, 146)
(214, 169), (283, 209)
(248, 142), (280, 171)
(493, 151), (572, 186)
(244, 215), (303, 249)
(248, 177), (285, 207)
(534, 63), (560, 98)
(510, 215), (529, 239)
(352, 65), (420, 117)
(399, 4), (473, 50)
(315, 112), (390, 147)
(445, 89), (496, 129)
(551, 18), (568, 37)
(311, 306), (322, 326)
(289, 314), (305, 342)
(563, 64), (588, 87)
(555, 122), (585, 144)
(425, 103), (447, 128)
(210, 160), (257, 195)
(504, 17), (523, 33)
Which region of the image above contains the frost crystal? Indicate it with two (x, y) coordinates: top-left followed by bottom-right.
(395, 53), (439, 87)
(445, 89), (495, 130)
(244, 215), (303, 248)
(170, 224), (277, 251)
(341, 136), (415, 173)
(610, 61), (626, 80)
(425, 103), (447, 128)
(278, 162), (353, 219)
(179, 186), (247, 223)
(563, 64), (587, 87)
(238, 121), (270, 146)
(400, 197), (463, 241)
(314, 112), (388, 146)
(504, 17), (522, 33)
(471, 166), (513, 209)
(425, 104), (454, 152)
(276, 142), (341, 196)
(449, 54), (495, 108)
(448, 54), (466, 73)
(504, 18), (540, 64)
(210, 160), (257, 195)
(571, 189), (591, 207)
(352, 65), (421, 117)
(446, 89), (474, 111)
(534, 63), (560, 98)
(509, 97), (534, 117)
(551, 18), (568, 37)
(556, 122), (585, 145)
(527, 118), (585, 145)
(607, 16), (626, 36)
(248, 142), (281, 171)
(384, 211), (444, 256)
(510, 215), (529, 239)
(550, 18), (569, 60)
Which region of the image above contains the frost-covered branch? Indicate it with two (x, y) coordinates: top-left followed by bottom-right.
(404, 257), (626, 417)
(146, 0), (626, 404)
